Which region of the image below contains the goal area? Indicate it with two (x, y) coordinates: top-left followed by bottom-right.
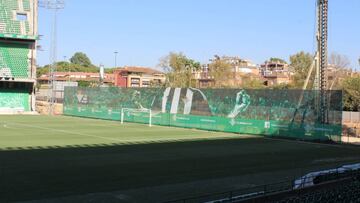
(121, 108), (152, 127)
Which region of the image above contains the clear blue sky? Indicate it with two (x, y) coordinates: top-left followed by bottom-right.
(38, 0), (360, 70)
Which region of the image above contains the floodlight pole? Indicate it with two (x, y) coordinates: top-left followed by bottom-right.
(316, 0), (329, 123)
(39, 0), (65, 116)
(99, 64), (104, 86)
(114, 51), (118, 68)
(63, 55), (70, 82)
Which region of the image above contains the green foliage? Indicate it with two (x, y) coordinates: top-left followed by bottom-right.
(342, 77), (360, 111)
(104, 68), (117, 74)
(36, 66), (49, 78)
(241, 78), (264, 89)
(208, 57), (233, 88)
(35, 82), (41, 91)
(36, 52), (99, 77)
(78, 81), (92, 87)
(150, 79), (165, 88)
(37, 61), (99, 77)
(70, 52), (93, 67)
(290, 51), (313, 88)
(159, 52), (200, 88)
(269, 57), (287, 64)
(270, 83), (294, 90)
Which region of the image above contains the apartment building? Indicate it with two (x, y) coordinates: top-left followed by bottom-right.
(113, 66), (165, 88)
(260, 61), (292, 86)
(194, 56), (260, 88)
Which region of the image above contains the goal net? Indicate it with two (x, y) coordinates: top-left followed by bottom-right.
(121, 108), (152, 127)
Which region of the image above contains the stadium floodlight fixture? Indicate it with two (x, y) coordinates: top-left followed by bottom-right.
(39, 0), (65, 10)
(39, 0), (65, 115)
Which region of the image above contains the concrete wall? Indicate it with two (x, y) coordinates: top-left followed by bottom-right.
(343, 111), (360, 123)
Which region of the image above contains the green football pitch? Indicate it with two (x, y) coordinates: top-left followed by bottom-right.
(1, 115), (360, 202)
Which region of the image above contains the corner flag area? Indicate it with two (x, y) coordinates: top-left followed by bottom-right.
(1, 115), (359, 202)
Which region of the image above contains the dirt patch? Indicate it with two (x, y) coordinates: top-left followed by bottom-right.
(36, 101), (63, 115)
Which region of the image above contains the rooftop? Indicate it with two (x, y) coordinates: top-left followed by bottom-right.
(116, 66), (164, 75)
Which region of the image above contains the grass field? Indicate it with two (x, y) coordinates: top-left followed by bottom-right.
(1, 115), (360, 202)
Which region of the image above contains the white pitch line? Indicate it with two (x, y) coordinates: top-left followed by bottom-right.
(64, 117), (213, 133)
(7, 119), (344, 149)
(60, 116), (252, 136)
(55, 117), (345, 146)
(58, 116), (167, 132)
(4, 122), (241, 144)
(6, 122), (124, 142)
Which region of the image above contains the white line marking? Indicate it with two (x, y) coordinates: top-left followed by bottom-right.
(6, 116), (346, 149)
(3, 121), (245, 145)
(6, 122), (124, 142)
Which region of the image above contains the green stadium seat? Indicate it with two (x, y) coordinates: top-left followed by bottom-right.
(0, 42), (30, 78)
(0, 0), (32, 36)
(273, 180), (360, 203)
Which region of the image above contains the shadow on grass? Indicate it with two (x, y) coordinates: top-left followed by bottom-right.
(1, 137), (359, 202)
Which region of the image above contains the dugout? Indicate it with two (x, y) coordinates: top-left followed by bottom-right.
(0, 81), (35, 113)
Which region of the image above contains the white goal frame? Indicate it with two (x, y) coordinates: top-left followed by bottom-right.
(121, 108), (152, 127)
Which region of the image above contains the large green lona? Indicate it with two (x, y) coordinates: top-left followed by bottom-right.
(63, 87), (343, 142)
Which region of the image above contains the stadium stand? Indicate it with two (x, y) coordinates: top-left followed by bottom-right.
(0, 0), (32, 36)
(164, 163), (360, 203)
(271, 179), (360, 203)
(239, 166), (360, 203)
(0, 0), (37, 113)
(0, 41), (31, 79)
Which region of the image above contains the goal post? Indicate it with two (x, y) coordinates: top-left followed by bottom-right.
(121, 108), (152, 127)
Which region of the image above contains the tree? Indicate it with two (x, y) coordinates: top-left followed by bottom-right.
(270, 83), (293, 89)
(36, 62), (99, 77)
(241, 76), (264, 89)
(269, 57), (287, 64)
(329, 53), (350, 70)
(289, 51), (313, 88)
(208, 56), (233, 87)
(105, 68), (117, 74)
(150, 79), (165, 88)
(70, 52), (93, 67)
(341, 77), (360, 111)
(78, 81), (92, 87)
(328, 53), (350, 90)
(159, 52), (200, 88)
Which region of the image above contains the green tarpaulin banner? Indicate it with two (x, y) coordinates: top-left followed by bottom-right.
(64, 87), (342, 142)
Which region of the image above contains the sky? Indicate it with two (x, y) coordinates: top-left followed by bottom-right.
(38, 0), (360, 70)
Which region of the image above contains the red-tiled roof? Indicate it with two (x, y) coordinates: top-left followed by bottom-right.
(40, 72), (113, 77)
(116, 66), (163, 75)
(38, 72), (114, 83)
